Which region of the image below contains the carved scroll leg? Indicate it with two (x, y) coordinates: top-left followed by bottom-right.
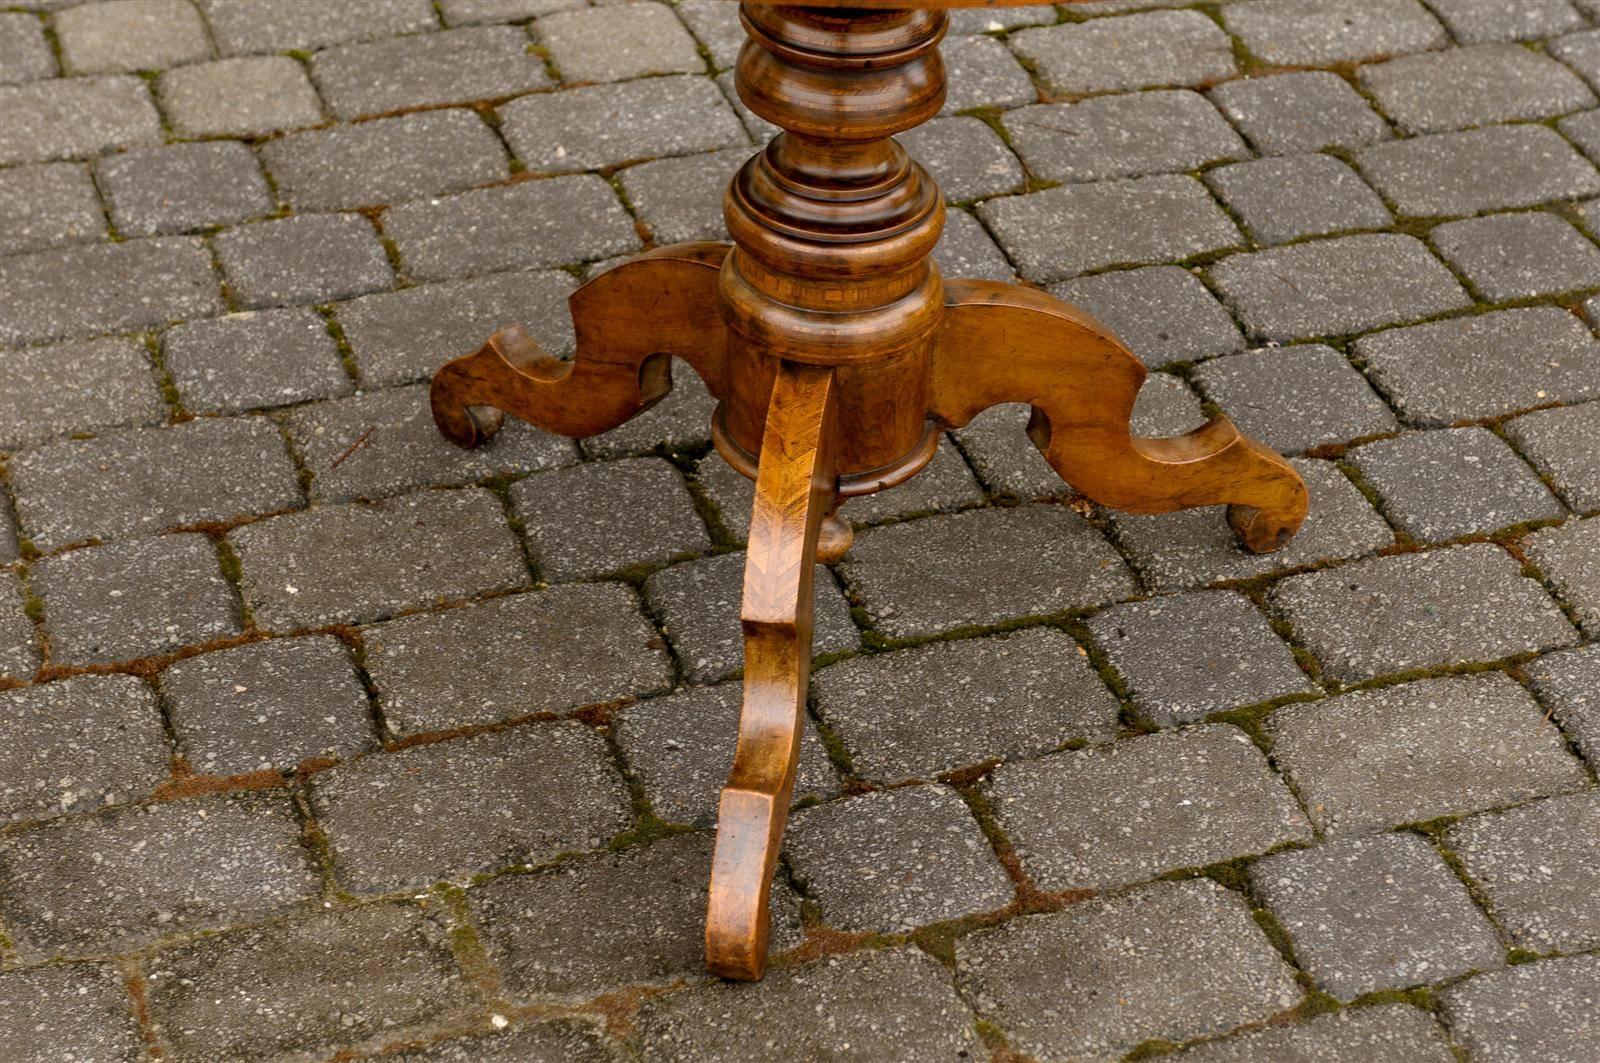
(706, 361), (838, 981)
(933, 280), (1308, 554)
(430, 242), (731, 448)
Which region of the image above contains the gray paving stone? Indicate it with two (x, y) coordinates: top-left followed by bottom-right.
(900, 115), (1023, 202)
(56, 0), (211, 75)
(0, 497), (16, 564)
(955, 879), (1302, 1061)
(949, 4), (1055, 33)
(990, 724), (1312, 892)
(0, 674), (170, 824)
(0, 963), (143, 1063)
(1355, 307), (1600, 426)
(1204, 154), (1393, 246)
(1089, 591), (1314, 724)
(615, 682), (838, 826)
(364, 583), (671, 737)
(979, 174), (1244, 284)
(216, 213), (394, 309)
(1356, 124), (1600, 217)
(158, 56), (324, 138)
(471, 830), (802, 1000)
(311, 723), (631, 893)
(641, 551), (858, 685)
(812, 627), (1118, 783)
(144, 903), (470, 1063)
(839, 504), (1139, 640)
(163, 307), (354, 413)
(1432, 211), (1600, 302)
(580, 367), (716, 460)
(1176, 1004), (1456, 1063)
(939, 33), (1035, 115)
(1209, 234), (1469, 343)
(502, 76), (745, 176)
(392, 1020), (625, 1063)
(1428, 0), (1584, 43)
(933, 207), (1014, 281)
(0, 75), (161, 165)
(637, 947), (982, 1063)
(35, 534), (241, 666)
(288, 384), (577, 503)
(0, 336), (164, 451)
(1223, 0), (1449, 65)
(1526, 515), (1600, 633)
(510, 457), (710, 582)
(1528, 644), (1600, 762)
(201, 0), (438, 55)
(1440, 954), (1600, 1063)
(0, 12), (54, 84)
(1351, 427), (1565, 542)
(537, 2), (702, 83)
(1252, 832), (1504, 1000)
(1272, 544), (1578, 683)
(384, 176), (641, 281)
(0, 791), (318, 956)
(262, 109), (509, 212)
(1191, 344), (1399, 455)
(1004, 90), (1247, 186)
(786, 784), (1012, 932)
(1554, 30), (1600, 101)
(337, 269), (578, 387)
(1207, 71), (1394, 156)
(1361, 44), (1594, 136)
(675, 0), (743, 70)
(0, 571), (38, 681)
(0, 161), (104, 256)
(96, 140), (273, 237)
(1114, 458), (1395, 591)
(1265, 673), (1588, 834)
(312, 25), (551, 120)
(1009, 10), (1236, 95)
(9, 416), (303, 552)
(1506, 402), (1600, 513)
(1557, 106), (1600, 168)
(0, 236), (222, 347)
(618, 146), (747, 244)
(229, 487), (526, 630)
(1050, 265), (1245, 368)
(161, 635), (376, 775)
(1450, 792), (1600, 954)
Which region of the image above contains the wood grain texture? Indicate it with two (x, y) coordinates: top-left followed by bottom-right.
(427, 0), (1312, 986)
(706, 361), (839, 981)
(932, 280), (1309, 552)
(430, 242), (729, 447)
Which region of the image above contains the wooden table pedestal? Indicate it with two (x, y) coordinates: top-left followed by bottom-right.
(430, 0), (1307, 981)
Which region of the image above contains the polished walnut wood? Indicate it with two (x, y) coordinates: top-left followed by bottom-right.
(431, 1), (1308, 981)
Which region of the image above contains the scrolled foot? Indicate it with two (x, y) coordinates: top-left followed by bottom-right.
(427, 242), (731, 449)
(933, 279), (1308, 555)
(707, 362), (839, 981)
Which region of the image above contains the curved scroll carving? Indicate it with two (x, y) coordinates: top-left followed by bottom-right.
(429, 242), (732, 448)
(931, 280), (1308, 553)
(706, 361), (839, 981)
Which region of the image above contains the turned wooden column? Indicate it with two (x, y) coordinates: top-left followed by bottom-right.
(714, 4), (950, 529)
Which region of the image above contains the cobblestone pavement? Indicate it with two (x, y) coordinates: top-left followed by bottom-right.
(2, 0), (1600, 1060)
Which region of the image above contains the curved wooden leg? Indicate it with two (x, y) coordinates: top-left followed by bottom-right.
(931, 280), (1308, 553)
(706, 361), (838, 981)
(429, 242), (731, 447)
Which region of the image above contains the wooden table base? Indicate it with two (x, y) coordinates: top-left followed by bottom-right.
(430, 3), (1307, 981)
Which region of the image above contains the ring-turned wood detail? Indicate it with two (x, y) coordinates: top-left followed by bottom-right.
(428, 1), (1309, 982)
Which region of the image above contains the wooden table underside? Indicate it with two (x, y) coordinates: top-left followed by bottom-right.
(430, 1), (1308, 981)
